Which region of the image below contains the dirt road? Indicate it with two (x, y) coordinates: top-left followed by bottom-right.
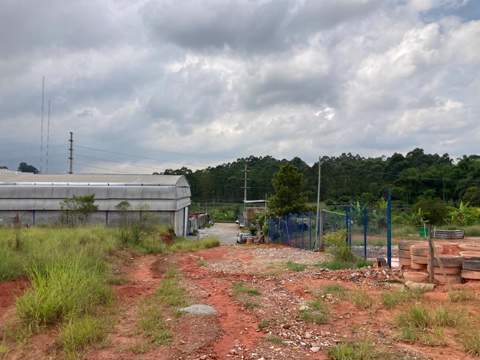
(198, 222), (239, 245)
(2, 242), (478, 360)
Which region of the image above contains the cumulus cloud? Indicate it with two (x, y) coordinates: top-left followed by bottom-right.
(0, 0), (479, 173)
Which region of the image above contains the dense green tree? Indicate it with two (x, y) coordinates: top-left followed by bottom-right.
(463, 186), (480, 206)
(269, 164), (308, 216)
(160, 148), (480, 207)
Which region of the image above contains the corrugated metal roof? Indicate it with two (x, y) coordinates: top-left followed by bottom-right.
(0, 173), (189, 187)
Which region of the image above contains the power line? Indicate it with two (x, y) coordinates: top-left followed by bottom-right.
(75, 153), (158, 172)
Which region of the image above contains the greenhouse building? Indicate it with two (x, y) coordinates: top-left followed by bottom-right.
(0, 172), (191, 236)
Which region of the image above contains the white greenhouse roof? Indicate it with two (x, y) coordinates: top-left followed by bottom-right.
(0, 173), (189, 187)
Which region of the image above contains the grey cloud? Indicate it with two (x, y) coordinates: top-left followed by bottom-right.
(0, 0), (123, 58)
(142, 0), (381, 53)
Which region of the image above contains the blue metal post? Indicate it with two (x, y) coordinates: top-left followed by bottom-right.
(387, 190), (392, 268)
(345, 206), (352, 246)
(363, 207), (368, 259)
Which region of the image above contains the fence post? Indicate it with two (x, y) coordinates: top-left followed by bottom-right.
(309, 212), (312, 250)
(345, 206), (352, 247)
(301, 214), (305, 250)
(387, 190), (392, 268)
(319, 210), (324, 251)
(363, 207), (368, 259)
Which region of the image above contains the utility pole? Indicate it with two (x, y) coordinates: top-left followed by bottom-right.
(40, 76), (45, 173)
(315, 157), (322, 250)
(243, 163), (248, 203)
(68, 131), (73, 174)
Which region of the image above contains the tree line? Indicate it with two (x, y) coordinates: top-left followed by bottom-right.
(163, 148), (480, 207)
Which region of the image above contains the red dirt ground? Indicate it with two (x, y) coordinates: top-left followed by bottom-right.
(3, 244), (480, 359)
(0, 280), (27, 320)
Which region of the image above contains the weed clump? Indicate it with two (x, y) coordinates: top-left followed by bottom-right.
(300, 299), (329, 324)
(16, 257), (111, 327)
(59, 316), (108, 358)
(321, 284), (347, 299)
(351, 291), (373, 310)
(449, 289), (475, 303)
(395, 305), (464, 346)
(286, 261), (307, 272)
(233, 282), (261, 297)
(156, 268), (188, 307)
(382, 288), (424, 309)
(328, 340), (377, 360)
(317, 230), (372, 270)
(138, 301), (172, 345)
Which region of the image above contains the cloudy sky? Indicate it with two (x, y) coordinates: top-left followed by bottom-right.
(0, 0), (479, 173)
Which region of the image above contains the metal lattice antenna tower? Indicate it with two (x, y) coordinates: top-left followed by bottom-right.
(46, 99), (51, 173)
(40, 76), (45, 173)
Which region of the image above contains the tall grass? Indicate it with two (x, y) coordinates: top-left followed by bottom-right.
(16, 257), (111, 327)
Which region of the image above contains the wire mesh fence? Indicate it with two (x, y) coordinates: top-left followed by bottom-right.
(267, 213), (318, 250)
(267, 200), (393, 264)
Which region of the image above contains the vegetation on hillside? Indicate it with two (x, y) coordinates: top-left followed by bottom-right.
(163, 148), (480, 207)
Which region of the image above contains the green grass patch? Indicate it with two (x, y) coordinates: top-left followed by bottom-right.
(138, 300), (172, 345)
(321, 284), (348, 299)
(265, 334), (284, 345)
(351, 291), (373, 310)
(395, 305), (463, 346)
(232, 282), (261, 297)
(258, 319), (270, 331)
(16, 257), (112, 328)
(382, 288), (424, 309)
(449, 289), (476, 303)
(300, 299), (329, 324)
(155, 268), (188, 308)
(459, 329), (480, 356)
(328, 340), (377, 360)
(168, 237), (220, 253)
(59, 316), (109, 358)
(0, 343), (8, 357)
(286, 261), (307, 272)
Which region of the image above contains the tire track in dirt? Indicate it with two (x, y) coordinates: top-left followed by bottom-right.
(177, 249), (262, 359)
(86, 254), (165, 360)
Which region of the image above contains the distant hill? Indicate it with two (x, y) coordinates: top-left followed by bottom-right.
(162, 148), (480, 206)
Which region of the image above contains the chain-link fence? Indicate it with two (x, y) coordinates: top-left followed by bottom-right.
(267, 197), (393, 265)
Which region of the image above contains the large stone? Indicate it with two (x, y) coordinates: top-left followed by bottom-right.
(405, 281), (435, 291)
(179, 304), (217, 316)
